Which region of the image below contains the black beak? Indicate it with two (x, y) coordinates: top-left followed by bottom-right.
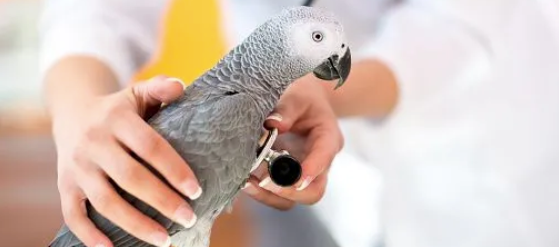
(312, 47), (351, 89)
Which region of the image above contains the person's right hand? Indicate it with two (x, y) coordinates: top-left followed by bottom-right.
(51, 76), (202, 247)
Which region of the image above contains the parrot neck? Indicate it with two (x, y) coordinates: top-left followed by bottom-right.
(197, 42), (298, 114)
(250, 83), (289, 115)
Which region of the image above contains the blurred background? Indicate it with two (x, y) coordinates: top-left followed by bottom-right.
(0, 0), (46, 131)
(0, 0), (59, 246)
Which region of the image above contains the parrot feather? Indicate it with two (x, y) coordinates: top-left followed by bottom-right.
(49, 6), (351, 247)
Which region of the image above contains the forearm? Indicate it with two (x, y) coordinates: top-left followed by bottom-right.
(324, 59), (399, 119)
(43, 56), (120, 120)
(39, 0), (170, 117)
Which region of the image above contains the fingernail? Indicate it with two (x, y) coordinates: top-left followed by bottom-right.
(266, 113), (283, 122)
(190, 186), (203, 200)
(151, 232), (172, 247)
(95, 244), (107, 247)
(166, 77), (186, 90)
(174, 203), (197, 228)
(242, 182), (258, 195)
(259, 177), (282, 193)
(181, 180), (202, 200)
(296, 176), (314, 191)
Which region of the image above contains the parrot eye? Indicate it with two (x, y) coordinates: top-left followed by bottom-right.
(312, 31), (323, 42)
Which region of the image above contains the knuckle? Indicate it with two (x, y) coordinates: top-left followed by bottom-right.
(82, 126), (106, 144)
(69, 150), (85, 165)
(102, 103), (124, 122)
(304, 189), (326, 205)
(276, 202), (295, 211)
(137, 132), (163, 156)
(117, 163), (143, 186)
(70, 136), (95, 165)
(57, 175), (74, 193)
(88, 188), (114, 211)
(148, 187), (179, 214)
(69, 149), (90, 169)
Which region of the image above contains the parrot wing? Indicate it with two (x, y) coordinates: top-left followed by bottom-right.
(150, 83), (263, 246)
(157, 84), (262, 232)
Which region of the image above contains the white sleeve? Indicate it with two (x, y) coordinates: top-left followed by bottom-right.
(38, 0), (171, 86)
(359, 3), (492, 114)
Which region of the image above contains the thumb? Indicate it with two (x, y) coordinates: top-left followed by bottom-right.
(129, 76), (186, 116)
(133, 76), (186, 105)
(264, 98), (307, 133)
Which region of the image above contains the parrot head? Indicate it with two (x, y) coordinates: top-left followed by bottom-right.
(281, 7), (351, 89)
(244, 6), (352, 90)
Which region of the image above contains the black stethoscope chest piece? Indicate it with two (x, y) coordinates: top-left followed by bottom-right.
(252, 128), (302, 187)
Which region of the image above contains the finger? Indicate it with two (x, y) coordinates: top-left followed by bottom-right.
(80, 172), (173, 247)
(260, 119), (341, 193)
(258, 173), (328, 205)
(88, 139), (198, 230)
(264, 95), (308, 133)
(60, 186), (113, 247)
(135, 76), (186, 105)
(258, 127), (338, 192)
(294, 126), (342, 191)
(263, 112), (286, 132)
(112, 112), (202, 200)
(128, 76), (186, 117)
(293, 173), (328, 205)
(242, 177), (295, 211)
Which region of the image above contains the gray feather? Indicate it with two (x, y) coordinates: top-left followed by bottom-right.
(49, 84), (264, 247)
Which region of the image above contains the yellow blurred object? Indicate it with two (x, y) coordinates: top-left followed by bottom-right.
(133, 0), (227, 86)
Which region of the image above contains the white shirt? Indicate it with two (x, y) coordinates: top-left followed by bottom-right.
(39, 1), (559, 247)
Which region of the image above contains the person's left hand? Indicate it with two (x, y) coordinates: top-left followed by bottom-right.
(241, 76), (344, 210)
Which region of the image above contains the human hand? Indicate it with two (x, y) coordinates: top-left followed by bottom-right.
(242, 76), (344, 210)
(52, 76), (202, 247)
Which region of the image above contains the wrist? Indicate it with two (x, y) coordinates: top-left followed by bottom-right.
(320, 59), (399, 118)
(43, 56), (120, 120)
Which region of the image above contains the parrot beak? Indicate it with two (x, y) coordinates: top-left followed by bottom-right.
(312, 47), (352, 90)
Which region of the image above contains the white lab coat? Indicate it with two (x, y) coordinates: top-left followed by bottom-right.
(39, 1), (559, 247)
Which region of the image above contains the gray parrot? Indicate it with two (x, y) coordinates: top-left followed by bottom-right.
(49, 6), (351, 247)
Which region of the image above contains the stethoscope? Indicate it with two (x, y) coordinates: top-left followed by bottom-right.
(251, 128), (302, 187)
